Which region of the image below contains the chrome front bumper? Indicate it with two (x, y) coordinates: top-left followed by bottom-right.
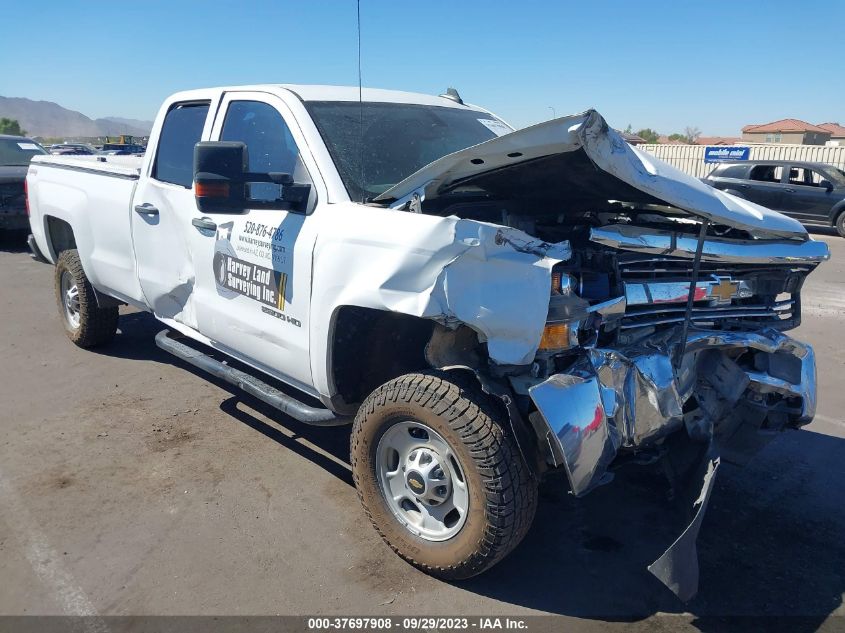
(527, 327), (816, 600)
(528, 327), (816, 498)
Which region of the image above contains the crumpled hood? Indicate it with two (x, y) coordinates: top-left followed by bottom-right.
(375, 110), (808, 240)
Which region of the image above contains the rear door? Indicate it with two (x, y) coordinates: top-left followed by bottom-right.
(744, 164), (787, 210)
(131, 99), (215, 328)
(779, 165), (835, 225)
(189, 91), (322, 393)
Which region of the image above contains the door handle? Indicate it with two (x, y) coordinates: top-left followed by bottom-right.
(784, 188), (796, 193)
(134, 203), (159, 216)
(192, 217), (217, 232)
(738, 184), (749, 188)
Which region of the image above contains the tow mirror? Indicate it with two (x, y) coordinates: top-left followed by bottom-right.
(820, 179), (834, 192)
(193, 141), (312, 214)
(194, 141), (249, 213)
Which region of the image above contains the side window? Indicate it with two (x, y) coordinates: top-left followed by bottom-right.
(788, 167), (824, 187)
(749, 165), (783, 183)
(718, 164), (747, 179)
(789, 167), (807, 185)
(809, 170), (826, 185)
(152, 102), (210, 187)
(220, 100), (309, 201)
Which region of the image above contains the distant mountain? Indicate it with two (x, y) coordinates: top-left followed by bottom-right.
(95, 116), (155, 136)
(0, 96), (153, 138)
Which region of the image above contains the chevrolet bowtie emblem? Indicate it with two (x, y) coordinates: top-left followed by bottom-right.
(709, 278), (739, 302)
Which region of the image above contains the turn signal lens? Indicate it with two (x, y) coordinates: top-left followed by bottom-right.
(195, 181), (230, 198)
(538, 323), (571, 350)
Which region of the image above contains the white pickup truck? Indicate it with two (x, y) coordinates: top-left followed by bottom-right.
(26, 84), (829, 600)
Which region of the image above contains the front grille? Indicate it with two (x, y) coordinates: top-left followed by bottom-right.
(621, 297), (797, 329)
(616, 255), (806, 331)
(616, 256), (814, 281)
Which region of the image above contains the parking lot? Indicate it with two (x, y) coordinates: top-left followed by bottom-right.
(1, 229), (843, 631)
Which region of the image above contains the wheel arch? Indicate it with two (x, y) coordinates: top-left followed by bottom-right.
(325, 305), (437, 414)
(325, 305), (541, 475)
(44, 215), (77, 259)
(43, 217), (121, 308)
(828, 200), (845, 226)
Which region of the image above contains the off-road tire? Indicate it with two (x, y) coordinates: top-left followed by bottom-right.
(350, 371), (538, 580)
(54, 249), (119, 348)
(835, 210), (845, 238)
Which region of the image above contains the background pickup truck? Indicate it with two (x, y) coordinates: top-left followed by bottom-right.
(0, 134), (47, 230)
(26, 84), (829, 601)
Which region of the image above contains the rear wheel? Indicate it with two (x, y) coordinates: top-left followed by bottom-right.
(835, 211), (845, 238)
(54, 249), (118, 348)
(350, 371), (537, 579)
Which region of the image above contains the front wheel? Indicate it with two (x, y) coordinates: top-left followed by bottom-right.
(350, 372), (537, 579)
(54, 249), (119, 348)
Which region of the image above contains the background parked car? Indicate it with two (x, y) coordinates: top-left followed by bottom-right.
(49, 143), (96, 155)
(101, 142), (146, 155)
(703, 160), (845, 236)
(0, 134), (47, 231)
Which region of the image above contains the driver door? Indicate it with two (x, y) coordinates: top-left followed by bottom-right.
(189, 92), (321, 393)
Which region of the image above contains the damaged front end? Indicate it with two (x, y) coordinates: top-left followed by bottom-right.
(507, 210), (828, 599)
(516, 230), (825, 600)
(527, 327), (816, 499)
(363, 107), (830, 600)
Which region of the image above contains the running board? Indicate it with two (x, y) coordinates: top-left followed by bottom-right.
(155, 330), (350, 426)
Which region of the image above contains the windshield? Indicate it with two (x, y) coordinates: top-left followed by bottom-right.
(0, 139), (47, 166)
(305, 101), (509, 201)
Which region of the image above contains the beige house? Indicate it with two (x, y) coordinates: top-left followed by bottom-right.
(741, 119), (831, 145)
(818, 122), (845, 145)
(694, 136), (744, 146)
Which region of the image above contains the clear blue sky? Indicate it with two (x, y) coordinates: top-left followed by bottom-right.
(2, 0), (842, 135)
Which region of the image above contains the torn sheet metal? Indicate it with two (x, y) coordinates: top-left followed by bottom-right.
(375, 110), (807, 239)
(527, 327), (816, 497)
(648, 456), (720, 602)
(429, 223), (570, 364)
(310, 209), (570, 390)
(527, 373), (621, 496)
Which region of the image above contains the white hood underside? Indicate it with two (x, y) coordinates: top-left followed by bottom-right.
(375, 109), (807, 240)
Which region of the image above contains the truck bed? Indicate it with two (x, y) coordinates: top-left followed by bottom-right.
(27, 153), (146, 307)
(31, 154), (143, 179)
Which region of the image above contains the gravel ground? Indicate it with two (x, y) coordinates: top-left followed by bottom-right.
(0, 229), (843, 632)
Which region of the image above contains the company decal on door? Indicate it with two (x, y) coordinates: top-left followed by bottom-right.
(213, 251), (287, 311)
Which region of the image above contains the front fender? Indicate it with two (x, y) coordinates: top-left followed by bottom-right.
(308, 203), (570, 399)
